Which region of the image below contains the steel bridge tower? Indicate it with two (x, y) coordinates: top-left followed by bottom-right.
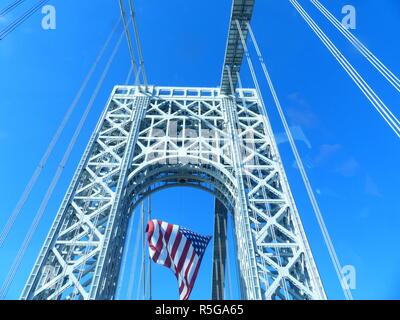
(21, 0), (326, 300)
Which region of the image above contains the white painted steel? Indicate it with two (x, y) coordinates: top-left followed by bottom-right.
(21, 85), (326, 300)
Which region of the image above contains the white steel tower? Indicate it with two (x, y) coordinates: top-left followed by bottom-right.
(21, 0), (326, 300)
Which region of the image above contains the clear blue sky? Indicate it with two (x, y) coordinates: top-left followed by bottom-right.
(0, 0), (400, 300)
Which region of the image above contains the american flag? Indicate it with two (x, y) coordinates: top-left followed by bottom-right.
(146, 219), (212, 300)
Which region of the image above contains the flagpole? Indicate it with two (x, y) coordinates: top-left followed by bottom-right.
(148, 194), (152, 300)
(142, 200), (146, 300)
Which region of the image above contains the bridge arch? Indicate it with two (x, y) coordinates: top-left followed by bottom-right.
(126, 156), (237, 214)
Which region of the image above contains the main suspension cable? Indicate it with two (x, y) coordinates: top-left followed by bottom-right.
(311, 0), (400, 93)
(290, 0), (400, 138)
(0, 0), (50, 40)
(0, 17), (122, 248)
(0, 0), (25, 17)
(118, 0), (139, 79)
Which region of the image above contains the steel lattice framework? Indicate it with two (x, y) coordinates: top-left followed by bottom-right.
(21, 85), (326, 300)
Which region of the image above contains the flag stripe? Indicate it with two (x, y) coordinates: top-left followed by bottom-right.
(152, 221), (164, 262)
(182, 249), (196, 299)
(176, 241), (191, 273)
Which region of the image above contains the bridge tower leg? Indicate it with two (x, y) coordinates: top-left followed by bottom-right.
(211, 199), (228, 300)
(20, 88), (151, 300)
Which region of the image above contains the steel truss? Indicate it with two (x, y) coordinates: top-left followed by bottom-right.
(21, 85), (326, 300)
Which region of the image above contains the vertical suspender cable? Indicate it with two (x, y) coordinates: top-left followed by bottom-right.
(241, 19), (353, 299)
(0, 17), (122, 247)
(0, 22), (126, 300)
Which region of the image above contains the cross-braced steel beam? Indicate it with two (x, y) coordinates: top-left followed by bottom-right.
(21, 86), (326, 300)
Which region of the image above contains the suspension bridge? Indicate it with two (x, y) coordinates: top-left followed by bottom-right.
(0, 0), (399, 300)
